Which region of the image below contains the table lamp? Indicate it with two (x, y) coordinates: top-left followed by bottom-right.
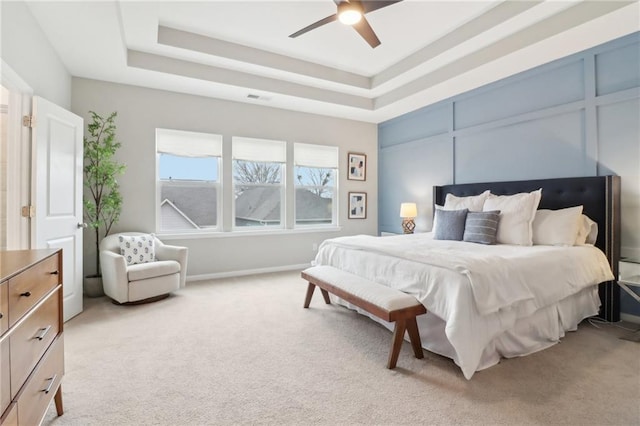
(400, 202), (417, 234)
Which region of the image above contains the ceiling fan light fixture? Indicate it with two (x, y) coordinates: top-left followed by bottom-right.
(338, 2), (362, 25)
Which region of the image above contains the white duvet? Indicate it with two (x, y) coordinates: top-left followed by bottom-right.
(313, 233), (614, 379)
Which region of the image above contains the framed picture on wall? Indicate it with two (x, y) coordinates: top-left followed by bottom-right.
(348, 192), (367, 219)
(347, 152), (366, 181)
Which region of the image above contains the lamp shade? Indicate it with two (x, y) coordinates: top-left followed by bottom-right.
(399, 203), (417, 218)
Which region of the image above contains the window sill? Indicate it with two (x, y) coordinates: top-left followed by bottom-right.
(158, 226), (342, 240)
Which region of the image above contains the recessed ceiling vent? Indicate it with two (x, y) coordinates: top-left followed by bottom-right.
(247, 93), (271, 101)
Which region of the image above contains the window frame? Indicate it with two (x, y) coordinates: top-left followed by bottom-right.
(231, 160), (286, 230)
(155, 129), (223, 234)
(231, 136), (289, 233)
(293, 143), (339, 229)
(294, 166), (338, 228)
(155, 132), (343, 236)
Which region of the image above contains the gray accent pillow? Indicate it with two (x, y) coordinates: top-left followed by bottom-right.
(433, 208), (468, 241)
(463, 211), (501, 245)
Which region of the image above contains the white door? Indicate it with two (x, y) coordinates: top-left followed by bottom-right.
(31, 96), (83, 321)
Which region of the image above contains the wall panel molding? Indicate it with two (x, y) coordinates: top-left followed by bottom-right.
(379, 133), (449, 153)
(584, 54), (599, 176)
(378, 32), (640, 314)
(451, 100), (585, 138)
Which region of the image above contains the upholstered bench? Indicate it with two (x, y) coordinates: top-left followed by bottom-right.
(301, 265), (427, 369)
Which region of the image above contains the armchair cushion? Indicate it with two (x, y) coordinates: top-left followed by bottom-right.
(127, 260), (180, 282)
(119, 234), (155, 265)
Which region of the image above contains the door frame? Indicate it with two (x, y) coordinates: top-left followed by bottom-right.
(1, 60), (33, 249)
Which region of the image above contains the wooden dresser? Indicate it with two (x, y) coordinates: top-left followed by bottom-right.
(0, 249), (64, 425)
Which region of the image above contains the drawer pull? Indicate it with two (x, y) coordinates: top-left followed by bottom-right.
(50, 270), (59, 275)
(0, 313), (3, 319)
(20, 291), (32, 297)
(34, 325), (52, 341)
(42, 374), (57, 394)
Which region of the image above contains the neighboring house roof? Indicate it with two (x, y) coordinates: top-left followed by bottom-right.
(295, 188), (332, 222)
(160, 180), (217, 227)
(160, 199), (199, 230)
(160, 180), (330, 226)
(235, 187), (280, 223)
(234, 187), (331, 223)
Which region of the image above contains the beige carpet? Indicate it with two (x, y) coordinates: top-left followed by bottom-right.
(43, 271), (639, 425)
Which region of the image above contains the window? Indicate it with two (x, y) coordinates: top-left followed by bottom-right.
(232, 137), (286, 228)
(294, 143), (338, 227)
(156, 129), (222, 232)
(156, 131), (340, 234)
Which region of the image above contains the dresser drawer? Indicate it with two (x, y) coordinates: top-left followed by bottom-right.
(8, 253), (60, 327)
(9, 289), (60, 399)
(0, 282), (7, 335)
(0, 402), (17, 426)
(15, 336), (63, 426)
(0, 340), (9, 416)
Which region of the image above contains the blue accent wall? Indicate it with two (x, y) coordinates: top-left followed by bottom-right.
(378, 32), (640, 317)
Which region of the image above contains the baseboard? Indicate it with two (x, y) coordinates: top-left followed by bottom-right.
(186, 263), (311, 282)
(620, 313), (640, 325)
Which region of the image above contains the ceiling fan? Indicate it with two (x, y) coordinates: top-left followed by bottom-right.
(289, 0), (403, 48)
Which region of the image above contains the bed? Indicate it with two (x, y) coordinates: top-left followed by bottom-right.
(313, 176), (621, 379)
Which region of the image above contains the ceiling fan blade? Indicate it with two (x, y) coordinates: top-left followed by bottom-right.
(352, 15), (381, 48)
(289, 14), (338, 38)
(360, 0), (403, 14)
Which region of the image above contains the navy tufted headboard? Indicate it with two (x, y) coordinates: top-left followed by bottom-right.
(434, 176), (621, 321)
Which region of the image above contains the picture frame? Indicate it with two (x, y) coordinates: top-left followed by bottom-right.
(347, 152), (366, 181)
(348, 192), (367, 219)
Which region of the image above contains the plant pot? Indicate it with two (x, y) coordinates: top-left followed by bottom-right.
(83, 276), (104, 298)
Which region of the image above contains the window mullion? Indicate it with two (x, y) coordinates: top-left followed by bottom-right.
(285, 142), (294, 229)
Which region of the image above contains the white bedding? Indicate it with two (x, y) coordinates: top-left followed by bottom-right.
(313, 233), (614, 379)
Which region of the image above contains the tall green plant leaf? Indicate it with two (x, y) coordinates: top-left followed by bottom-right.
(83, 111), (125, 276)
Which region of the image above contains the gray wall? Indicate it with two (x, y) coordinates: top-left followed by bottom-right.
(72, 78), (377, 278)
(0, 1), (71, 108)
(378, 32), (640, 316)
(0, 0), (71, 253)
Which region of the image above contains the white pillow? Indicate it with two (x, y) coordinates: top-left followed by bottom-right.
(431, 204), (445, 232)
(483, 189), (542, 246)
(532, 206), (583, 246)
(119, 234), (156, 265)
(444, 190), (491, 212)
(575, 214), (598, 245)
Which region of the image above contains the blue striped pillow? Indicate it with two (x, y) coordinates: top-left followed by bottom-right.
(463, 211), (501, 245)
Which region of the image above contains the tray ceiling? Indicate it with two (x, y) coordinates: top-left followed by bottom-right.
(26, 1), (640, 123)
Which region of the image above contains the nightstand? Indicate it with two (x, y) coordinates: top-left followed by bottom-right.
(619, 258), (640, 302)
(618, 258), (640, 342)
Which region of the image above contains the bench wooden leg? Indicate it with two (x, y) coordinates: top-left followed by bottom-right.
(387, 319), (407, 369)
(304, 283), (316, 308)
(304, 283), (330, 308)
(320, 288), (331, 304)
(406, 317), (424, 359)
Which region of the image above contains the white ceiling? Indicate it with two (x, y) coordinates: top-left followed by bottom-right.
(26, 0), (640, 123)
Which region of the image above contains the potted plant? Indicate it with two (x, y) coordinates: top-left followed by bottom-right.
(83, 111), (126, 297)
